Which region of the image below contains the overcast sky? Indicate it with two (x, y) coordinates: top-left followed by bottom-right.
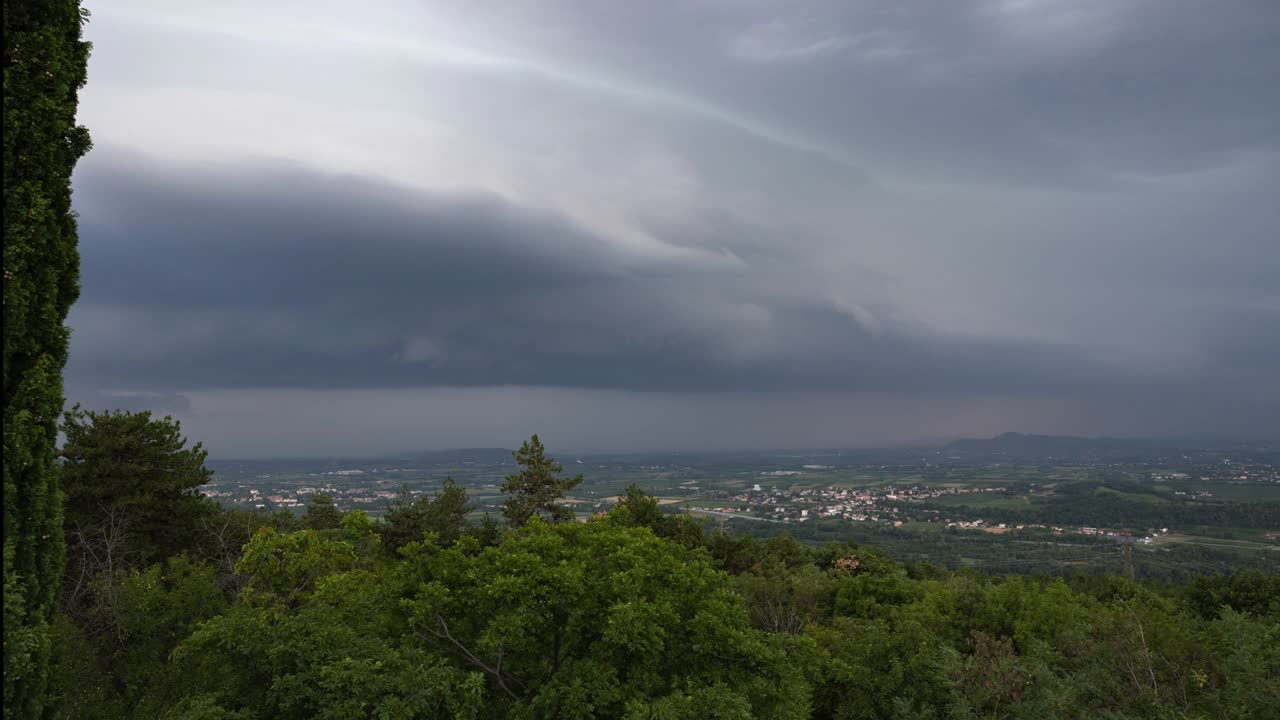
(67, 0), (1279, 458)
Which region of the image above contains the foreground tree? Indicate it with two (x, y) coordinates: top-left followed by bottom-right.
(169, 519), (490, 719)
(174, 519), (809, 718)
(400, 520), (811, 718)
(500, 435), (582, 527)
(3, 1), (93, 715)
(60, 408), (216, 567)
(47, 554), (228, 719)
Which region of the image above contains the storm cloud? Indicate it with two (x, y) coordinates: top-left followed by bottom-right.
(66, 0), (1280, 456)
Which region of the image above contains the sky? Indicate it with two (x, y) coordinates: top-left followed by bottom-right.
(66, 0), (1279, 458)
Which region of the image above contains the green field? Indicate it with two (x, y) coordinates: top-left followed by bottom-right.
(211, 450), (1280, 579)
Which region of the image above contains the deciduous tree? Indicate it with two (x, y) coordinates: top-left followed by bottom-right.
(398, 521), (810, 717)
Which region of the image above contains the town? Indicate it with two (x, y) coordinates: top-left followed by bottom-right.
(688, 482), (1168, 545)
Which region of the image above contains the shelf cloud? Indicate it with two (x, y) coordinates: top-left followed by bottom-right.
(67, 0), (1279, 455)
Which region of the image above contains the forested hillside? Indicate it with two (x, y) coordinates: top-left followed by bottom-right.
(42, 415), (1280, 719)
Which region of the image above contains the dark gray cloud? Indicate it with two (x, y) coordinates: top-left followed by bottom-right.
(68, 149), (1272, 398)
(64, 1), (1280, 454)
(70, 390), (193, 415)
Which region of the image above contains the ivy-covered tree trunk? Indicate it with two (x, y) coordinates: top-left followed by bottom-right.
(2, 2), (92, 718)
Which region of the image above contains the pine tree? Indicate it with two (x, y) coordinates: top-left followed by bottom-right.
(3, 1), (92, 717)
(500, 435), (583, 527)
(60, 408), (216, 566)
(424, 477), (472, 544)
(380, 478), (473, 551)
(303, 494), (343, 531)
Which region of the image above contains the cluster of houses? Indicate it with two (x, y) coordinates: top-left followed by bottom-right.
(202, 479), (403, 510)
(709, 483), (1006, 524)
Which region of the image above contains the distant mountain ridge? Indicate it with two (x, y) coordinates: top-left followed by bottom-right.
(406, 447), (515, 465)
(942, 432), (1276, 462)
(211, 435), (1276, 465)
(946, 432), (1144, 454)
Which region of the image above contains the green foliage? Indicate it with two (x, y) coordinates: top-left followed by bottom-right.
(302, 493), (343, 531)
(46, 555), (228, 719)
(3, 1), (93, 714)
(808, 614), (950, 719)
(379, 478), (472, 552)
(61, 407), (216, 564)
(190, 505), (302, 593)
(1185, 570), (1280, 619)
(397, 520), (809, 718)
(761, 533), (813, 574)
(38, 450), (1280, 720)
(928, 484), (1280, 530)
(607, 484), (708, 550)
(1206, 608), (1280, 718)
(46, 613), (127, 719)
(173, 528), (482, 720)
(738, 571), (827, 635)
(465, 512), (504, 549)
(707, 529), (764, 574)
(425, 478), (471, 542)
(500, 435), (583, 527)
(609, 483), (665, 530)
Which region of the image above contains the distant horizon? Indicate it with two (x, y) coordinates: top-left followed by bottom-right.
(205, 430), (1280, 463)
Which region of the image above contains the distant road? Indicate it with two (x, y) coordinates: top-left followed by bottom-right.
(688, 509), (787, 523)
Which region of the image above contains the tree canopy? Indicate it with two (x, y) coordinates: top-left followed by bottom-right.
(25, 429), (1280, 719)
(302, 493), (344, 531)
(60, 407), (216, 565)
(500, 435), (583, 527)
(380, 478), (473, 552)
(3, 1), (93, 715)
